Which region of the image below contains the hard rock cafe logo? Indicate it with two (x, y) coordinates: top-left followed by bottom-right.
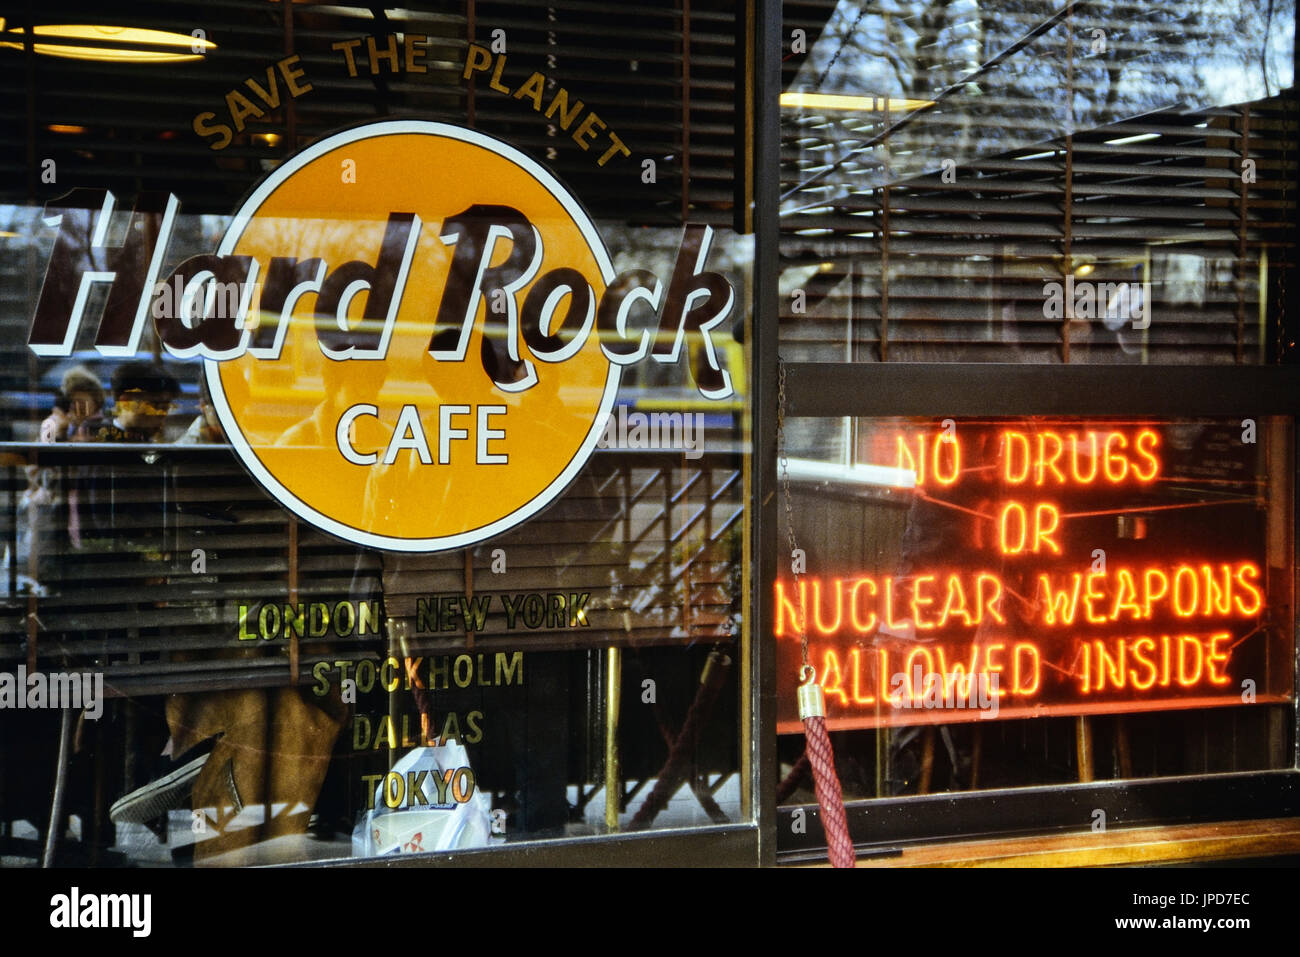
(26, 120), (737, 551)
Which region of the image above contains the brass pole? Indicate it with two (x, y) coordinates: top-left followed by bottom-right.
(1115, 718), (1132, 779)
(604, 646), (622, 832)
(917, 726), (935, 795)
(1075, 715), (1094, 782)
(874, 655), (885, 797)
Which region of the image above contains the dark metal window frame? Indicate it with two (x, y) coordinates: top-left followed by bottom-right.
(754, 0), (1300, 862)
(13, 0), (1291, 870)
(0, 0), (779, 872)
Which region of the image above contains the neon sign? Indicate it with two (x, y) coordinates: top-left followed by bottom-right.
(777, 420), (1290, 732)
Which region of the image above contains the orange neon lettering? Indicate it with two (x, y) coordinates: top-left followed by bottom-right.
(848, 577), (878, 632)
(1177, 635), (1203, 686)
(1035, 431), (1065, 485)
(821, 650), (848, 705)
(1110, 568), (1142, 621)
(1232, 563), (1263, 615)
(1172, 565), (1199, 617)
(933, 435), (961, 486)
(936, 645), (979, 700)
(999, 501), (1060, 554)
(1093, 639), (1125, 691)
(904, 647), (934, 705)
(1132, 429), (1160, 482)
(984, 642), (1006, 697)
(1080, 641), (1091, 693)
(976, 573), (1005, 625)
(1129, 637), (1158, 690)
(774, 581), (804, 637)
(1103, 432), (1129, 482)
(883, 668), (902, 707)
(999, 501), (1027, 554)
(1142, 568), (1169, 618)
(1038, 573), (1081, 626)
(882, 576), (903, 629)
(1002, 430), (1030, 484)
(1200, 564), (1233, 617)
(1069, 431), (1099, 484)
(1033, 503), (1062, 554)
(1160, 635), (1172, 687)
(896, 435), (923, 486)
(939, 575), (973, 627)
(849, 649), (875, 704)
(1013, 642), (1040, 695)
(1082, 572), (1107, 625)
(1206, 632), (1231, 685)
(910, 574), (937, 630)
(811, 578), (843, 635)
(878, 648), (892, 703)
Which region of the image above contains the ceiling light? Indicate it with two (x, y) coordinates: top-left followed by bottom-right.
(780, 92), (936, 113)
(0, 20), (216, 62)
(786, 458), (916, 490)
(1104, 132), (1160, 146)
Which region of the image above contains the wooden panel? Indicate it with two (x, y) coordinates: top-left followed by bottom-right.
(837, 816), (1300, 868)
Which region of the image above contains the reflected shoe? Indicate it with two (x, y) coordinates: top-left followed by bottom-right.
(109, 754), (207, 824)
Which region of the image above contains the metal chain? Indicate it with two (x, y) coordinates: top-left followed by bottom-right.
(780, 363), (853, 867)
(777, 356), (809, 670)
(814, 4), (868, 90)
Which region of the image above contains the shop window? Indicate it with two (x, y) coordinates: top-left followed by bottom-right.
(777, 416), (1292, 795)
(780, 0), (1296, 364)
(0, 0), (755, 867)
(774, 0), (1299, 860)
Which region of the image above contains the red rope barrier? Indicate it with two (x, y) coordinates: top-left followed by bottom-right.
(775, 750), (810, 805)
(780, 357), (854, 867)
(802, 713), (854, 868)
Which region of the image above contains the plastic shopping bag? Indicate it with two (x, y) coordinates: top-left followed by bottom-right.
(351, 742), (492, 856)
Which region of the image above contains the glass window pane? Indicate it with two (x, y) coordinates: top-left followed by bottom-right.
(776, 415), (1293, 803)
(0, 0), (752, 867)
(781, 1), (1298, 363)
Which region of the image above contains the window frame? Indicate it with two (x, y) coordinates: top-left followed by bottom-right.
(758, 0), (1300, 860)
(766, 365), (1300, 861)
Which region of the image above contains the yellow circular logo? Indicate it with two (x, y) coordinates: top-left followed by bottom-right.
(208, 121), (618, 551)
